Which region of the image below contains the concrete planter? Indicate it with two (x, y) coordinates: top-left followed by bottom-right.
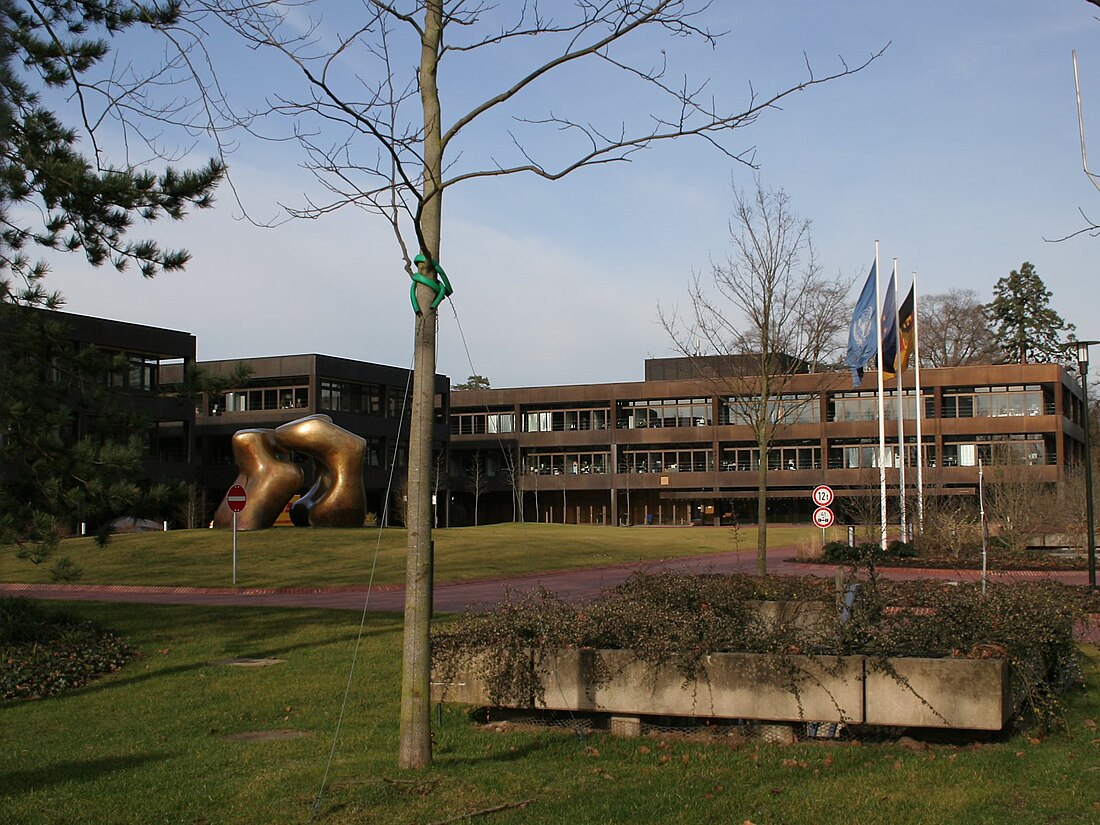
(864, 656), (1011, 730)
(434, 649), (1015, 731)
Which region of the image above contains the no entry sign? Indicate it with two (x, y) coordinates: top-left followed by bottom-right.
(226, 484), (247, 513)
(813, 506), (835, 528)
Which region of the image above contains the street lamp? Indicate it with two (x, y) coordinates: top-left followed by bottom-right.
(1075, 340), (1100, 590)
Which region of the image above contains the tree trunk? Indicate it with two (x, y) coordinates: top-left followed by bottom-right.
(756, 453), (768, 576)
(398, 1), (443, 772)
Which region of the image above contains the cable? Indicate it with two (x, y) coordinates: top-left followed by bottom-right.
(310, 360), (415, 821)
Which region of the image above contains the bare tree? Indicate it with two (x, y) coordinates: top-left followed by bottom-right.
(464, 451), (487, 526)
(986, 454), (1062, 553)
(189, 0), (884, 769)
(661, 180), (849, 575)
(918, 289), (1000, 367)
(432, 450), (446, 529)
(800, 279), (853, 372)
(501, 448), (522, 523)
(916, 492), (983, 565)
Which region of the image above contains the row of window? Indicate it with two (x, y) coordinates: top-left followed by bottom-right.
(103, 352), (161, 392)
(619, 398), (711, 429)
(217, 386), (310, 414)
(452, 385), (1058, 434)
(525, 408), (610, 432)
(209, 379), (416, 418)
(824, 434), (1054, 469)
(509, 433), (1056, 476)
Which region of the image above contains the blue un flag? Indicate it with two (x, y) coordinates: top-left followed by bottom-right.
(845, 261), (878, 387)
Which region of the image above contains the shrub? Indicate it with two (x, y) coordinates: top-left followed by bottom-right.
(885, 539), (917, 558)
(822, 540), (858, 563)
(1, 598), (132, 700)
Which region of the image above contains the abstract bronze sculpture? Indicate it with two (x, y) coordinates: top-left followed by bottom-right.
(212, 429), (304, 530)
(275, 415), (368, 528)
(214, 415), (367, 530)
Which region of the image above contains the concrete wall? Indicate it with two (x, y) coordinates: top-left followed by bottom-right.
(433, 649), (1014, 731)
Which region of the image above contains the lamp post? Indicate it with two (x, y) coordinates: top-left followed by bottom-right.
(1075, 340), (1099, 590)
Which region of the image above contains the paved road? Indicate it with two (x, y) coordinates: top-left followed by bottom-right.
(2, 545), (1092, 616)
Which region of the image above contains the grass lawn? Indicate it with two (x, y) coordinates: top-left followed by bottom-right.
(1, 601), (1098, 825)
(0, 523), (830, 589)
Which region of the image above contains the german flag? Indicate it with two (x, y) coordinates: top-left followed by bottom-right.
(884, 284), (915, 379)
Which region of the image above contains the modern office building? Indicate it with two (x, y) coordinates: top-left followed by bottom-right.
(446, 357), (1088, 527)
(14, 309), (1087, 531)
(0, 307), (199, 487)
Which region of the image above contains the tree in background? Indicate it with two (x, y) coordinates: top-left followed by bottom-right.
(986, 262), (1075, 365)
(464, 451), (488, 526)
(918, 289), (1000, 367)
(661, 180), (849, 575)
(0, 1), (223, 569)
(453, 375), (490, 391)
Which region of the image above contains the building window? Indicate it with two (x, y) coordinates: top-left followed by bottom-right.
(618, 446), (713, 473)
(211, 377), (310, 414)
(523, 450), (609, 475)
(941, 386), (1049, 419)
(826, 440), (936, 469)
(520, 406), (609, 432)
(618, 398), (711, 429)
(828, 390), (928, 422)
(319, 380), (383, 415)
(128, 355), (159, 391)
(941, 434), (1050, 466)
(722, 394), (820, 425)
(365, 436), (383, 467)
(450, 411), (515, 435)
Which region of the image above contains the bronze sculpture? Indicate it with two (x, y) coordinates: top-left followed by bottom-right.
(212, 429), (304, 530)
(213, 415), (368, 530)
(275, 415), (368, 528)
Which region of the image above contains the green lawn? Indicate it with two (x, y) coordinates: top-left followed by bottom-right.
(0, 523), (830, 589)
(1, 601), (1098, 824)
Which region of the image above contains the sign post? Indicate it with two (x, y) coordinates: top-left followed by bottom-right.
(226, 484), (247, 585)
(811, 485), (835, 547)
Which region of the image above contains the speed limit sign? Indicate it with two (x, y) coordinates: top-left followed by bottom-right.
(812, 485), (834, 507)
(813, 506), (835, 528)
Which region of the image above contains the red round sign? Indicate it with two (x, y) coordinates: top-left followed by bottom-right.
(226, 484), (247, 513)
(812, 506), (835, 528)
(812, 485), (834, 507)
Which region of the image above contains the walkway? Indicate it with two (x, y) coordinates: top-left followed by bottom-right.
(1, 545), (1092, 616)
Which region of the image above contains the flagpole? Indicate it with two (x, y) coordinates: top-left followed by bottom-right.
(913, 271), (925, 533)
(893, 260), (907, 542)
(875, 241), (887, 550)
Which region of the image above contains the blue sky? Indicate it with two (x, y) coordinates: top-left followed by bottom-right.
(44, 1), (1100, 387)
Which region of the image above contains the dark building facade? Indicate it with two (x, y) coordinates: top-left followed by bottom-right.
(14, 308), (198, 485)
(447, 358), (1088, 527)
(19, 310), (1088, 531)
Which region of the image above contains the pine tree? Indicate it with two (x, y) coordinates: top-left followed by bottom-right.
(986, 262), (1074, 365)
(0, 0), (224, 571)
(1, 0), (224, 306)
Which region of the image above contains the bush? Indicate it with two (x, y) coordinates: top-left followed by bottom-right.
(1, 598), (132, 700)
(885, 539), (917, 558)
(822, 540), (859, 563)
